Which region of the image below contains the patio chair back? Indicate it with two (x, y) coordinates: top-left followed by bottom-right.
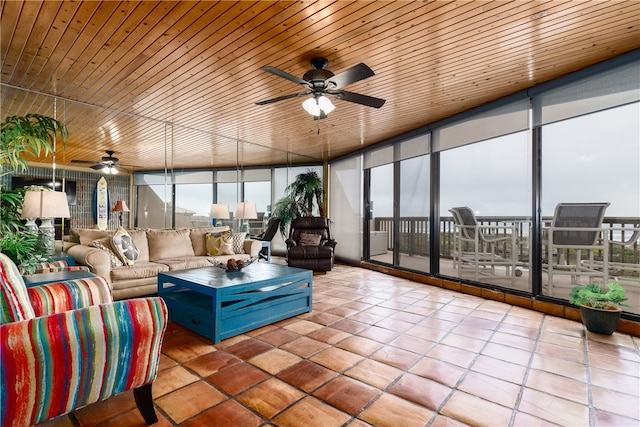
(449, 207), (478, 240)
(551, 202), (610, 246)
(254, 218), (280, 242)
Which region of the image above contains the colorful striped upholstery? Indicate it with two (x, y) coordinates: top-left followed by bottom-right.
(0, 253), (168, 426)
(1, 297), (168, 427)
(27, 276), (113, 317)
(30, 260), (91, 274)
(0, 253), (35, 324)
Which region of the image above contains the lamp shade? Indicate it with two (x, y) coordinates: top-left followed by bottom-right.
(21, 191), (70, 219)
(210, 203), (230, 219)
(113, 200), (130, 212)
(235, 202), (257, 220)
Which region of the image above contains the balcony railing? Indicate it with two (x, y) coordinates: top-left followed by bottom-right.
(372, 216), (640, 268)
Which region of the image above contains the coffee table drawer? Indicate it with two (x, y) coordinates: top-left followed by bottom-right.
(164, 296), (213, 339)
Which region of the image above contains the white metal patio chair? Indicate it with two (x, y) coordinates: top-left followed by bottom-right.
(449, 207), (519, 284)
(543, 202), (610, 296)
(596, 228), (640, 280)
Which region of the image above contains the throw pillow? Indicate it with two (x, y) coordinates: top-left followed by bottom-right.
(299, 232), (322, 246)
(112, 227), (139, 266)
(232, 232), (246, 254)
(190, 226), (229, 256)
(206, 230), (234, 256)
(92, 237), (124, 267)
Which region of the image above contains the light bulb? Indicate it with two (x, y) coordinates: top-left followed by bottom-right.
(317, 95), (335, 114)
(302, 97), (321, 116)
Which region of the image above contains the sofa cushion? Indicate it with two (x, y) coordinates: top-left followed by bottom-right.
(206, 230), (234, 256)
(110, 262), (169, 281)
(147, 229), (195, 261)
(190, 226), (229, 256)
(127, 229), (150, 262)
(76, 228), (111, 246)
(112, 227), (139, 266)
(159, 257), (214, 270)
(91, 237), (124, 267)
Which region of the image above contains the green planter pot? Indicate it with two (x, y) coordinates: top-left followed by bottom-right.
(579, 305), (622, 335)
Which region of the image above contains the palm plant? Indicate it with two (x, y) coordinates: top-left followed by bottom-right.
(1, 113), (67, 175)
(272, 169), (325, 237)
(1, 114), (67, 271)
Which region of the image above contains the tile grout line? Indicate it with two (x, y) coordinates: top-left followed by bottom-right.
(583, 328), (596, 427)
(421, 295), (514, 426)
(508, 309), (545, 427)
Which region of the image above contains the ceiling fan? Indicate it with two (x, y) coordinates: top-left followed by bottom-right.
(71, 150), (134, 174)
(255, 57), (386, 119)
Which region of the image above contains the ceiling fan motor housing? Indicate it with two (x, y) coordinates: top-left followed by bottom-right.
(303, 68), (334, 89)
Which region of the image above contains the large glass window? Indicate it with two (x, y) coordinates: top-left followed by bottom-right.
(175, 184), (213, 228)
(136, 185), (173, 229)
(217, 182), (238, 228)
(541, 103), (640, 314)
(244, 181), (271, 234)
(399, 155), (430, 272)
(330, 155), (363, 263)
(369, 163), (394, 264)
(440, 131), (531, 291)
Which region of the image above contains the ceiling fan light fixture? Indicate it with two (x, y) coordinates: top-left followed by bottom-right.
(318, 95), (335, 114)
(302, 97), (321, 116)
(102, 165), (118, 174)
(302, 95), (335, 116)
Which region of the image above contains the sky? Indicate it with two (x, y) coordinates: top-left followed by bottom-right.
(372, 102), (639, 219)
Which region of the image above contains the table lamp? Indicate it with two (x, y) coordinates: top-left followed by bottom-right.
(235, 202), (257, 233)
(210, 203), (230, 226)
(21, 190), (70, 256)
(112, 200), (130, 227)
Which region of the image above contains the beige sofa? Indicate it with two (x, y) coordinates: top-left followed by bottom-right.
(65, 226), (260, 300)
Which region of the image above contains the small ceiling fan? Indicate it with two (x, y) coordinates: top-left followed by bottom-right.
(255, 57), (386, 119)
(71, 150), (134, 174)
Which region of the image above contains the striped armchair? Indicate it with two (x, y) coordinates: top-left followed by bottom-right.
(29, 259), (91, 274)
(0, 253), (168, 427)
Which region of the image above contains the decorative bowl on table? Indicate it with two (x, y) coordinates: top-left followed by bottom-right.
(209, 257), (256, 272)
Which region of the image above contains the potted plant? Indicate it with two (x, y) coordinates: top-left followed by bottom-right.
(272, 169), (325, 237)
(569, 282), (628, 335)
(0, 114), (67, 272)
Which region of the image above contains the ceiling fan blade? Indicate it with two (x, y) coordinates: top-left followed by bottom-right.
(260, 66), (310, 87)
(327, 63), (375, 89)
(255, 92), (309, 105)
(333, 90), (386, 108)
(90, 164), (104, 170)
(71, 159), (98, 164)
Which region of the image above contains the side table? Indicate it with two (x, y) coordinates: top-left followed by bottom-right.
(260, 241), (271, 263)
(51, 251), (76, 266)
(23, 270), (97, 288)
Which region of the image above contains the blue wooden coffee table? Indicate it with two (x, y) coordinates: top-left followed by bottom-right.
(158, 263), (312, 343)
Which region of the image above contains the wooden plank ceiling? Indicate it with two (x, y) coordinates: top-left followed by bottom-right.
(2, 1), (639, 172)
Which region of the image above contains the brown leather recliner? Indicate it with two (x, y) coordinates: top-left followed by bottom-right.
(285, 217), (337, 271)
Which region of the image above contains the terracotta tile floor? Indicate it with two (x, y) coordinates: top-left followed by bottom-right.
(40, 261), (639, 427)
